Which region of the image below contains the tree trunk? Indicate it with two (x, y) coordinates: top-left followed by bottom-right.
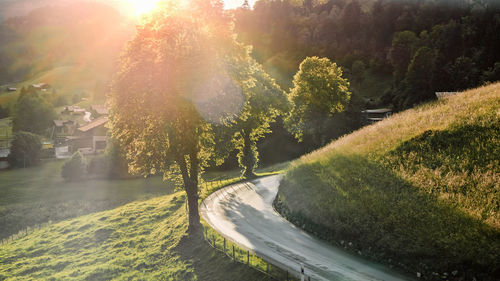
(241, 130), (257, 179)
(185, 179), (200, 232)
(178, 155), (201, 233)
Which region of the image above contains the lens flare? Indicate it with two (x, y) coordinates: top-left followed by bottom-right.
(127, 0), (160, 17)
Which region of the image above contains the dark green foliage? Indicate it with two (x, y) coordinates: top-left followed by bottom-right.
(105, 138), (129, 179)
(234, 0), (500, 111)
(0, 104), (9, 118)
(12, 87), (55, 135)
(7, 131), (42, 167)
(87, 155), (109, 177)
(61, 152), (87, 182)
(285, 57), (351, 146)
(401, 46), (438, 107)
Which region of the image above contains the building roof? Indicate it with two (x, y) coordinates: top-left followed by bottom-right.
(91, 105), (109, 115)
(54, 120), (64, 127)
(361, 108), (392, 114)
(32, 83), (49, 89)
(77, 117), (108, 133)
(54, 120), (75, 127)
(435, 92), (458, 99)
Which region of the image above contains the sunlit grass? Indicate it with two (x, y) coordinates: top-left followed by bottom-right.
(0, 192), (267, 280)
(278, 82), (500, 277)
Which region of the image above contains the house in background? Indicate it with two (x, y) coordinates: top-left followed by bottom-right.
(67, 117), (108, 154)
(51, 120), (77, 145)
(361, 108), (392, 125)
(90, 104), (109, 118)
(435, 92), (459, 99)
(0, 148), (9, 169)
(62, 105), (85, 115)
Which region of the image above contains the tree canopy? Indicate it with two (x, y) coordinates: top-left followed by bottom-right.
(285, 56), (351, 145)
(227, 60), (288, 178)
(12, 87), (55, 135)
(7, 131), (42, 168)
(109, 0), (262, 230)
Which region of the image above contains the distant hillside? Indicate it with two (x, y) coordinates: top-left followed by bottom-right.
(275, 83), (500, 280)
(0, 1), (135, 105)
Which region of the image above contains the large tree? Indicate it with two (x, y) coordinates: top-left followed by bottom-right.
(285, 56), (351, 146)
(228, 60), (287, 178)
(109, 0), (253, 231)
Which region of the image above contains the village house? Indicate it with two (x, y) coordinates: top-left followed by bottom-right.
(435, 92), (459, 99)
(32, 83), (50, 90)
(361, 108), (392, 125)
(62, 105), (85, 115)
(51, 120), (77, 145)
(90, 104), (109, 118)
(67, 117), (108, 154)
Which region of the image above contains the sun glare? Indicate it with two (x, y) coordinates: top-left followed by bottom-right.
(127, 0), (161, 17)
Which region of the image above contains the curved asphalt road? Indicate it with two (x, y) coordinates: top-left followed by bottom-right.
(200, 175), (414, 281)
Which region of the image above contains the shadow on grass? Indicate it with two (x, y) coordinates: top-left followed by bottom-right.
(277, 154), (500, 280)
(173, 229), (268, 281)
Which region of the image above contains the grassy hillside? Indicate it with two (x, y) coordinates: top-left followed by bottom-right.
(275, 83), (500, 280)
(0, 192), (267, 280)
(0, 159), (178, 240)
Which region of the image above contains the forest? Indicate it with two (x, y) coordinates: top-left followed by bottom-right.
(234, 0), (500, 111)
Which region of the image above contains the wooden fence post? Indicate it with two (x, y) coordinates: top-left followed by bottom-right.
(232, 245), (235, 261)
(223, 237), (226, 252)
(247, 250), (249, 265)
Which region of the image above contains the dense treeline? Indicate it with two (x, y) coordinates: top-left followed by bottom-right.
(234, 0), (500, 110)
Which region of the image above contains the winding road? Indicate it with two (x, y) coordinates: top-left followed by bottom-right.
(200, 175), (413, 281)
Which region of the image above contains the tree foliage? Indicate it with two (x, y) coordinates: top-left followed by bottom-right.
(109, 0), (254, 230)
(227, 60), (288, 178)
(61, 151), (87, 182)
(7, 131), (42, 167)
(12, 87), (55, 135)
(234, 0), (500, 112)
(285, 57), (351, 145)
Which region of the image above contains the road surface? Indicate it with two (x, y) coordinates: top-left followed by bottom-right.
(200, 175), (413, 281)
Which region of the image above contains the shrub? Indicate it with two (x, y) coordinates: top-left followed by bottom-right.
(87, 155), (109, 177)
(61, 151), (87, 181)
(7, 131), (42, 167)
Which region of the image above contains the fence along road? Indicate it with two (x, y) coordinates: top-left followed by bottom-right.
(200, 175), (414, 281)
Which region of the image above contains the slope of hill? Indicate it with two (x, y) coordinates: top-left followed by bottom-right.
(0, 192), (267, 280)
(0, 2), (135, 106)
(275, 83), (500, 280)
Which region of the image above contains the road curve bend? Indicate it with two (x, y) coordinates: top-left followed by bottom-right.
(200, 175), (413, 281)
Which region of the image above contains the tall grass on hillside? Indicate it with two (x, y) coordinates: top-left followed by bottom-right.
(276, 83), (500, 280)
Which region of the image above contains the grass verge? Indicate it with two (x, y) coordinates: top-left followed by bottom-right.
(275, 83), (500, 280)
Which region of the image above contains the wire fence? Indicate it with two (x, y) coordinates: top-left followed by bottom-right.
(200, 179), (317, 281)
(0, 221), (52, 246)
(202, 224), (305, 281)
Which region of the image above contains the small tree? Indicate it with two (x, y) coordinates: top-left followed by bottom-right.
(12, 87), (55, 135)
(61, 151), (87, 181)
(285, 56), (351, 146)
(228, 60), (288, 178)
(7, 131), (42, 167)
